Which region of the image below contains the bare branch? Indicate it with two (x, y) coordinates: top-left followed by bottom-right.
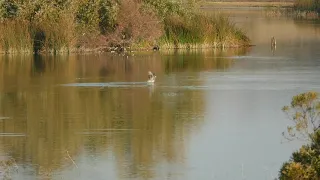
(66, 150), (78, 168)
(282, 92), (320, 142)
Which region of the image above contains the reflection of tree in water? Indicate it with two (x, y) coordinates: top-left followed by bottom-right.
(0, 50), (250, 179)
(99, 66), (109, 77)
(293, 19), (320, 43)
(162, 48), (250, 72)
(99, 86), (204, 179)
(32, 55), (46, 75)
(2, 88), (202, 179)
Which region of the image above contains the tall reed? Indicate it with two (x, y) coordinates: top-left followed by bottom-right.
(160, 12), (250, 49)
(32, 11), (76, 54)
(0, 19), (33, 53)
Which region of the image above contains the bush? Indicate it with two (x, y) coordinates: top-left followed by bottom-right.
(279, 92), (320, 179)
(142, 0), (185, 19)
(279, 130), (320, 180)
(106, 0), (163, 48)
(0, 0), (18, 19)
(282, 91), (320, 141)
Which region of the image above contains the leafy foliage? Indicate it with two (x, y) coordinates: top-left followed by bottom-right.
(0, 0), (18, 19)
(279, 92), (320, 179)
(282, 91), (320, 141)
(142, 0), (185, 19)
(98, 0), (119, 34)
(279, 130), (320, 180)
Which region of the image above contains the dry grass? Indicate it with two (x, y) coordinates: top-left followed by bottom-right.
(202, 1), (294, 8)
(0, 1), (77, 54)
(34, 12), (76, 54)
(0, 19), (33, 54)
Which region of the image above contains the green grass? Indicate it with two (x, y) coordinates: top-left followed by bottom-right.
(159, 12), (250, 49)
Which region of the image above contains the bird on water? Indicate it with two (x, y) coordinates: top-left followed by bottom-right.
(147, 71), (156, 83)
(271, 36), (276, 47)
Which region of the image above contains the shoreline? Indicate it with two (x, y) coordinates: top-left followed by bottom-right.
(0, 43), (253, 55)
(0, 44), (255, 55)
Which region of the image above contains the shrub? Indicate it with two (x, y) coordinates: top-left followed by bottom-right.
(0, 0), (18, 20)
(282, 91), (320, 141)
(279, 92), (320, 179)
(106, 0), (163, 48)
(98, 0), (119, 34)
(279, 130), (320, 179)
(142, 0), (184, 19)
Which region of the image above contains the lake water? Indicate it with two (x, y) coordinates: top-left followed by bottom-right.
(0, 7), (320, 180)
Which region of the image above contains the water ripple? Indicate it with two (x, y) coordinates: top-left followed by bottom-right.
(60, 82), (151, 88)
(0, 133), (26, 137)
(60, 83), (320, 91)
(0, 117), (11, 120)
(77, 128), (145, 135)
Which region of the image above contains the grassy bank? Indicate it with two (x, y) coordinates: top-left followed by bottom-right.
(159, 12), (249, 49)
(0, 0), (250, 54)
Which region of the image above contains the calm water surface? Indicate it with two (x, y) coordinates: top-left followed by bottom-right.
(0, 8), (320, 180)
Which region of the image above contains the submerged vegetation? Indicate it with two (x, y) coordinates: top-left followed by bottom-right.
(0, 0), (249, 54)
(279, 92), (320, 179)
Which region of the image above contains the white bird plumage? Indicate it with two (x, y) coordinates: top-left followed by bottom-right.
(147, 71), (156, 83)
